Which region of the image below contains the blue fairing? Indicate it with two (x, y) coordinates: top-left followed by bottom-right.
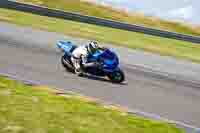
(89, 49), (119, 72)
(56, 40), (76, 54)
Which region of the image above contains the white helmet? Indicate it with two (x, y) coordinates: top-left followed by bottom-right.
(87, 41), (99, 54)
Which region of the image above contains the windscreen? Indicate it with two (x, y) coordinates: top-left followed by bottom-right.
(101, 49), (116, 60)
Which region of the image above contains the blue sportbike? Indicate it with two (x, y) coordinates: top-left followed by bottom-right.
(57, 40), (125, 83)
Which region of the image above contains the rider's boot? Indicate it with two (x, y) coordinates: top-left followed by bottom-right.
(75, 68), (84, 77)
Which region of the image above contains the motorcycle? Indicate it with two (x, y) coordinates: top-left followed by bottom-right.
(56, 40), (125, 83)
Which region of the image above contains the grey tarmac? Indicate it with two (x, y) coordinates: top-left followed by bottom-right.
(0, 22), (200, 130)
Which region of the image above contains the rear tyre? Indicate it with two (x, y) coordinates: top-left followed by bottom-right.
(107, 69), (125, 83)
(61, 55), (75, 73)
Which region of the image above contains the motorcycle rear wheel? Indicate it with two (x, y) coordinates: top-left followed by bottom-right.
(61, 55), (75, 73)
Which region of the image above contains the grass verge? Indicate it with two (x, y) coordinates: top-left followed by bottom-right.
(0, 76), (184, 133)
(18, 0), (200, 36)
(0, 8), (200, 63)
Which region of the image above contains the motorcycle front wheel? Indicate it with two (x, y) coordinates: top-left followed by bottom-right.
(107, 69), (125, 83)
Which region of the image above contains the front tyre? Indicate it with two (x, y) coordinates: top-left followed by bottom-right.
(107, 69), (125, 83)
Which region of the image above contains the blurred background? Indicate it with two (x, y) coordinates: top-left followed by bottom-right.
(88, 0), (200, 25)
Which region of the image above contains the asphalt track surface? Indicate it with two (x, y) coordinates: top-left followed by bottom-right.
(0, 22), (200, 128)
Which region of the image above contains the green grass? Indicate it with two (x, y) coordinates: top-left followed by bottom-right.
(18, 0), (200, 36)
(1, 8), (200, 63)
(0, 76), (184, 133)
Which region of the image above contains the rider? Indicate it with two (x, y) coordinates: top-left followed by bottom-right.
(71, 41), (105, 76)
